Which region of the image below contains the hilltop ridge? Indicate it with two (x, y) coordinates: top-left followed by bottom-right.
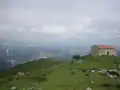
(0, 56), (120, 90)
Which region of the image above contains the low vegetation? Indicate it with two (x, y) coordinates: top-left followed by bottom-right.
(0, 56), (120, 90)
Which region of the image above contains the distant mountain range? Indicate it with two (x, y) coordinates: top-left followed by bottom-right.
(0, 45), (12, 71)
(0, 44), (72, 71)
(117, 51), (120, 56)
(0, 43), (119, 72)
(0, 60), (12, 72)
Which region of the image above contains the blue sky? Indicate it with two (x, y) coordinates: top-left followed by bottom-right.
(0, 0), (120, 48)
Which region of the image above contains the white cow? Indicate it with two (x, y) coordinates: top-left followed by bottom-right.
(86, 87), (92, 90)
(91, 80), (94, 84)
(11, 86), (17, 90)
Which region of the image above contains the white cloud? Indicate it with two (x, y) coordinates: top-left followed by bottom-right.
(0, 0), (120, 46)
(42, 26), (67, 34)
(0, 24), (12, 31)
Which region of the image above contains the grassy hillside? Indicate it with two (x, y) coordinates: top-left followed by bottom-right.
(0, 56), (120, 90)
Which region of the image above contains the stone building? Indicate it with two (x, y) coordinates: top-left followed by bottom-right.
(91, 45), (116, 56)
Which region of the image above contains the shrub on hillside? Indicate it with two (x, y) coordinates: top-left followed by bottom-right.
(27, 74), (48, 83)
(70, 70), (76, 75)
(72, 55), (81, 60)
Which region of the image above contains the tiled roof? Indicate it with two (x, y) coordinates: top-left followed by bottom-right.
(97, 45), (115, 49)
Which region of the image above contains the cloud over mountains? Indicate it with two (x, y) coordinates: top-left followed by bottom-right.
(0, 0), (120, 47)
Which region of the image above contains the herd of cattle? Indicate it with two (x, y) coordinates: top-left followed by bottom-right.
(10, 63), (120, 90)
(71, 67), (120, 90)
(79, 67), (120, 78)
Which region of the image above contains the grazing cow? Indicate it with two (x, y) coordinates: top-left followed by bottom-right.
(106, 70), (120, 78)
(91, 80), (94, 84)
(17, 72), (25, 76)
(29, 87), (34, 90)
(91, 70), (95, 73)
(11, 86), (17, 90)
(86, 87), (92, 90)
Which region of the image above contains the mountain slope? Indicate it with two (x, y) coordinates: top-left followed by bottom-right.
(0, 56), (120, 90)
(117, 51), (120, 56)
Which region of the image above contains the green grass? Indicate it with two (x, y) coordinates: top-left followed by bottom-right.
(0, 56), (120, 90)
